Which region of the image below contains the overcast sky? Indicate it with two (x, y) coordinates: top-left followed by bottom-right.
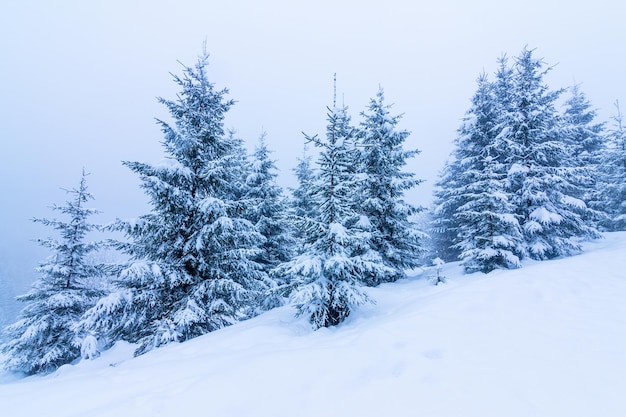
(1, 0), (625, 307)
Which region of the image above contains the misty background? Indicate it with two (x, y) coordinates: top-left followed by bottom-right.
(1, 0), (624, 325)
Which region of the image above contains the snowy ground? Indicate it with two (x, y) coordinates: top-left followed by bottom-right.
(1, 232), (625, 417)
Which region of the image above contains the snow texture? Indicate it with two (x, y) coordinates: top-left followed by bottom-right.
(1, 232), (625, 417)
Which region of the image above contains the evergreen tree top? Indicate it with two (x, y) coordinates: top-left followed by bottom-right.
(155, 52), (235, 171)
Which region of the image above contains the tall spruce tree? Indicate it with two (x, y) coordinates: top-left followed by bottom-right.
(356, 88), (426, 284)
(501, 48), (600, 259)
(245, 133), (294, 270)
(276, 104), (384, 329)
(1, 170), (105, 374)
(431, 58), (514, 264)
(562, 85), (605, 168)
(244, 133), (295, 310)
(430, 160), (464, 262)
(289, 144), (319, 253)
(432, 49), (600, 269)
(598, 101), (626, 230)
(449, 74), (524, 272)
(561, 85), (605, 223)
(79, 53), (267, 355)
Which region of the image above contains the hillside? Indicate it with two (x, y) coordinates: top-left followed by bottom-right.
(1, 232), (625, 417)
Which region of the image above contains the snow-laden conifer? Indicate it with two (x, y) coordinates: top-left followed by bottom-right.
(433, 50), (601, 269)
(431, 61), (517, 266)
(289, 145), (319, 252)
(246, 133), (294, 269)
(1, 170), (105, 374)
(562, 85), (605, 168)
(501, 48), (600, 259)
(356, 88), (426, 284)
(447, 74), (524, 272)
(430, 158), (464, 262)
(560, 85), (605, 225)
(597, 101), (626, 231)
(431, 57), (514, 263)
(79, 53), (267, 355)
(244, 134), (295, 309)
(276, 104), (383, 329)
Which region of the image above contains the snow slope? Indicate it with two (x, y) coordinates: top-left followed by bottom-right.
(1, 233), (625, 417)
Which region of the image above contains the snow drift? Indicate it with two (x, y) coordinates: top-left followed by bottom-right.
(1, 232), (625, 417)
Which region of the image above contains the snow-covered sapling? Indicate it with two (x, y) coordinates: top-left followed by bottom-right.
(80, 334), (99, 360)
(431, 257), (446, 285)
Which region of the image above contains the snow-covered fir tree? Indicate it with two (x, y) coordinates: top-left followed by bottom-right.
(562, 85), (605, 168)
(245, 133), (294, 269)
(431, 178), (469, 263)
(561, 85), (605, 223)
(502, 48), (600, 259)
(430, 158), (464, 262)
(356, 88), (426, 284)
(79, 53), (268, 355)
(430, 58), (514, 264)
(598, 101), (626, 230)
(289, 144), (319, 252)
(223, 129), (254, 202)
(432, 49), (600, 269)
(276, 104), (386, 329)
(1, 170), (105, 374)
(244, 133), (295, 309)
(447, 74), (524, 272)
